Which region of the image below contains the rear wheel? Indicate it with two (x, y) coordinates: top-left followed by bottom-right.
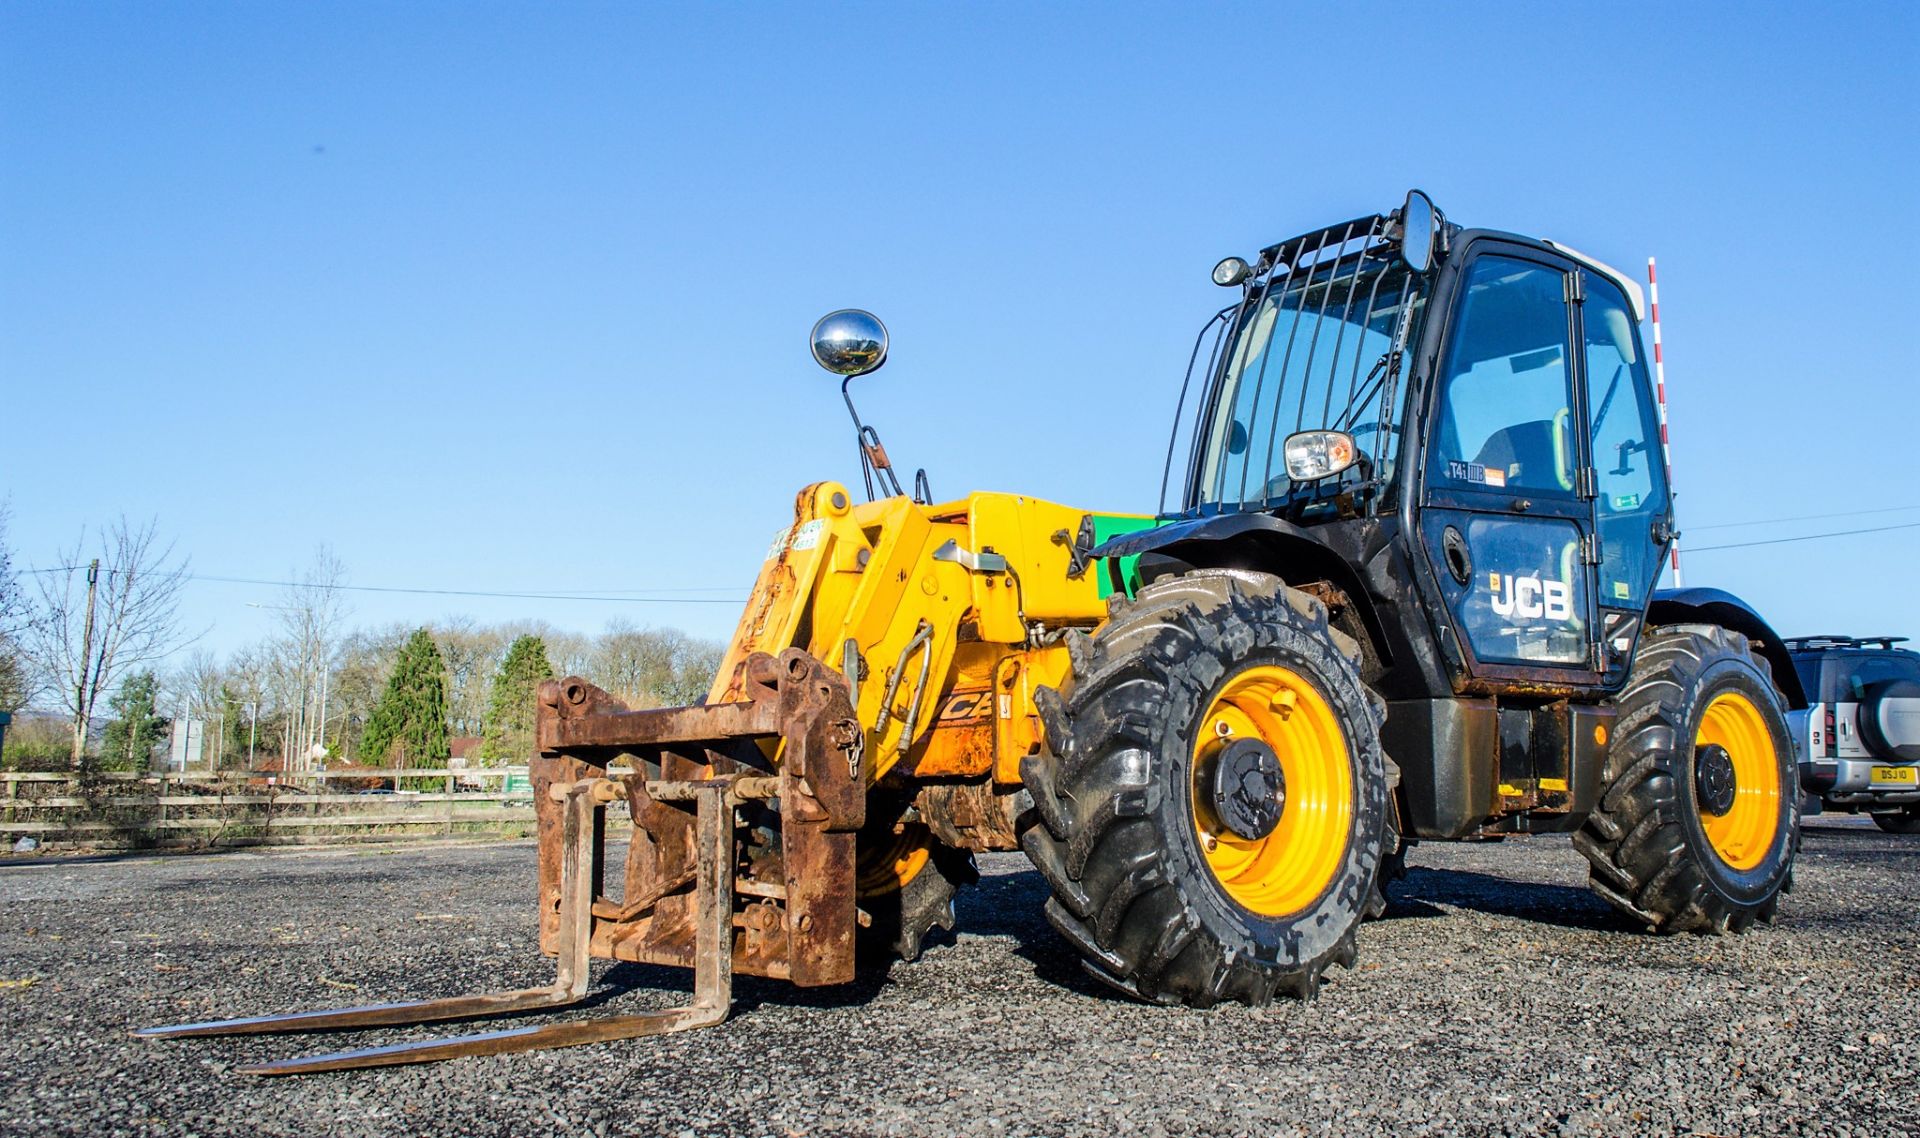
(1019, 570), (1390, 1006)
(1871, 807), (1920, 835)
(1575, 625), (1799, 932)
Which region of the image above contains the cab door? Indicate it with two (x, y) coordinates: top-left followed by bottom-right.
(1579, 268), (1673, 679)
(1417, 247), (1602, 686)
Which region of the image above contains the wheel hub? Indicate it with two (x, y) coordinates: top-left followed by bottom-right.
(1695, 743), (1737, 817)
(1209, 738), (1286, 841)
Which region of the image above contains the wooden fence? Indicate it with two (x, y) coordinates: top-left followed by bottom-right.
(0, 767), (634, 852)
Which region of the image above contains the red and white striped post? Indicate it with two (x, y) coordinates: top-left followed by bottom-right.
(1647, 257), (1682, 586)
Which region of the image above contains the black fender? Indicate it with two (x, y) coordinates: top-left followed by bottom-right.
(1091, 513), (1394, 668)
(1647, 586), (1806, 709)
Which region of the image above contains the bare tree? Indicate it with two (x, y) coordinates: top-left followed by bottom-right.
(663, 638), (725, 706)
(268, 548), (348, 769)
(28, 521), (191, 767)
(27, 517), (191, 765)
(329, 622), (408, 764)
(224, 644), (273, 768)
(536, 625), (593, 681)
(166, 649), (227, 768)
(0, 501), (35, 713)
(432, 617), (508, 737)
(588, 620), (688, 708)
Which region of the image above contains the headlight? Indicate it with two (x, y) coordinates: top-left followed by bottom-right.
(1211, 256), (1251, 287)
(1282, 430), (1358, 482)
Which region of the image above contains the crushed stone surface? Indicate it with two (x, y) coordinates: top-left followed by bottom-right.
(1, 817), (1913, 1137)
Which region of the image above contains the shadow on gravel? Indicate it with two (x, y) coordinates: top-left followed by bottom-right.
(0, 846), (268, 870)
(1397, 867), (1635, 934)
(1376, 894), (1448, 920)
(955, 865), (1138, 1004)
(1800, 825), (1918, 848)
(585, 960), (899, 1017)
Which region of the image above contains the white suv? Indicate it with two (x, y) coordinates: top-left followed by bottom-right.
(1788, 635), (1920, 833)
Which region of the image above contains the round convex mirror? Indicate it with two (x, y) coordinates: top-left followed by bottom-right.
(1399, 189), (1437, 274)
(810, 310), (889, 377)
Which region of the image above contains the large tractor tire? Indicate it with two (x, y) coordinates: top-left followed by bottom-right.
(856, 819), (978, 963)
(1019, 570), (1391, 1006)
(1575, 624), (1799, 933)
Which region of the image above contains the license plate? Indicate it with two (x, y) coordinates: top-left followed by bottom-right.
(1872, 765), (1918, 784)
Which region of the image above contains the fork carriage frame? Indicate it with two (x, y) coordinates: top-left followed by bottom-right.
(532, 647), (867, 987)
(138, 649), (867, 1074)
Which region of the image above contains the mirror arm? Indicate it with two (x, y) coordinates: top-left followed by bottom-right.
(844, 376), (905, 500)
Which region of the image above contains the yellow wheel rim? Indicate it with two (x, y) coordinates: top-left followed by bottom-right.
(856, 824), (932, 897)
(1696, 691), (1782, 872)
(1191, 664), (1352, 917)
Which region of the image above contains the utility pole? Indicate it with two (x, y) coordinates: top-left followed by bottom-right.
(69, 559), (101, 766)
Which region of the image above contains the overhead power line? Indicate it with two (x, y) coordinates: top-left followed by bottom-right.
(21, 565), (745, 604)
(1684, 521), (1920, 553)
(24, 502), (1920, 590)
(1686, 503), (1920, 532)
(185, 574), (748, 604)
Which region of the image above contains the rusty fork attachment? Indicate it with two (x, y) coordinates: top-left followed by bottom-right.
(136, 775), (740, 1075)
(137, 648), (866, 1076)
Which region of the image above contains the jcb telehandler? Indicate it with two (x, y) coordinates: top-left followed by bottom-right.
(144, 192), (1802, 1073)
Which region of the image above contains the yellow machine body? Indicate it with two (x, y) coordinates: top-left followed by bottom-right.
(710, 481), (1140, 789)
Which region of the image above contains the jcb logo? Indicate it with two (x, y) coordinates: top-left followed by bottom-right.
(1489, 572), (1572, 621)
(935, 690), (991, 725)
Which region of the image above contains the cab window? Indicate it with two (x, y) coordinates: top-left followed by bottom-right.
(1429, 256), (1576, 496)
(1584, 273), (1668, 605)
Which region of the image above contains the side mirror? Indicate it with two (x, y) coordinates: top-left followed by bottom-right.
(810, 309), (889, 377)
(1397, 189), (1437, 274)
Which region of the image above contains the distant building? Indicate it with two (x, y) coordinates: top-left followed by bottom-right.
(448, 736), (488, 790)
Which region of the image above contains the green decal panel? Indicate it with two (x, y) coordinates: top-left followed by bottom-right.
(1090, 513), (1163, 599)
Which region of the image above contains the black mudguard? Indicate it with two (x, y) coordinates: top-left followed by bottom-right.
(1647, 586), (1805, 709)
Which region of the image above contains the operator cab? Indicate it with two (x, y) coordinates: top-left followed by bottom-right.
(1144, 191), (1676, 703)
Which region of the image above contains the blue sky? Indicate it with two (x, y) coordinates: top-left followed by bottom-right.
(3, 2), (1916, 661)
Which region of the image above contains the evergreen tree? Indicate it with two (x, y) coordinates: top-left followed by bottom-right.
(101, 671), (169, 770)
(479, 634), (553, 763)
(0, 651), (29, 714)
(359, 628), (451, 774)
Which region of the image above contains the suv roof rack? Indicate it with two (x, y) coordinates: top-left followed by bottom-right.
(1783, 634), (1912, 651)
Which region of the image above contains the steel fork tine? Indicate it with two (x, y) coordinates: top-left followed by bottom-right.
(133, 988), (572, 1039)
(142, 781), (736, 1075)
(138, 782), (606, 1045)
(237, 1002), (729, 1075)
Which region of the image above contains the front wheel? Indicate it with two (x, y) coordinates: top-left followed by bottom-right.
(1575, 624), (1799, 932)
(856, 809), (978, 963)
(1019, 570), (1390, 1006)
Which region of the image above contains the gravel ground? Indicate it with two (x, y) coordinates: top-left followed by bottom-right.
(1, 818), (1913, 1138)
